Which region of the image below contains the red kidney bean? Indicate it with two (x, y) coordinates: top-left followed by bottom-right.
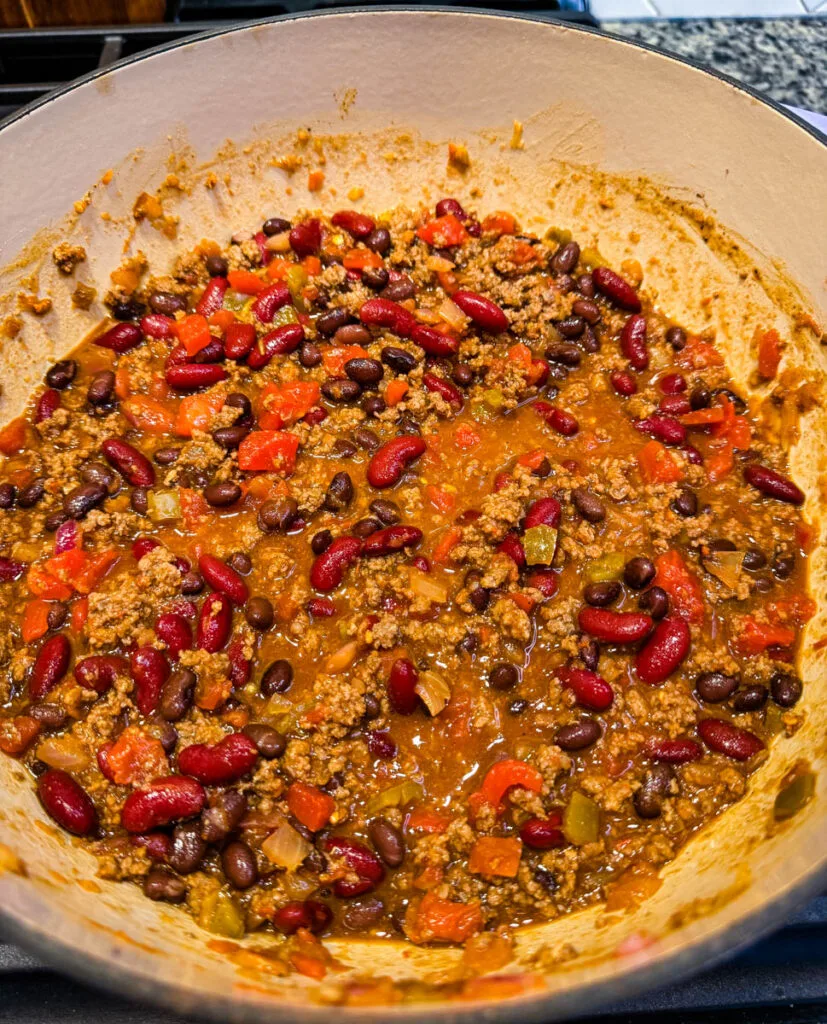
(196, 592), (232, 652)
(192, 336), (226, 365)
(223, 322), (256, 361)
(94, 322), (142, 353)
(556, 666), (614, 711)
(310, 536), (362, 591)
(537, 404), (579, 436)
(451, 290), (508, 332)
(54, 519), (79, 553)
(251, 283), (291, 323)
(359, 297), (416, 338)
(96, 742), (117, 782)
(520, 812), (565, 850)
(38, 769), (97, 836)
(165, 363), (228, 390)
(635, 414), (687, 446)
(362, 525), (423, 557)
(423, 372), (463, 409)
(155, 613), (193, 660)
(331, 210), (375, 238)
(388, 658), (419, 715)
(646, 737), (703, 764)
(101, 437), (155, 486)
(525, 568), (558, 598)
(121, 775), (206, 832)
(636, 617), (690, 685)
(325, 836), (385, 897)
(660, 372), (687, 394)
(659, 394), (692, 416)
(524, 497), (562, 529)
(74, 655), (128, 694)
(498, 532), (526, 568)
(307, 596), (336, 618)
(195, 276), (228, 317)
(198, 554), (249, 605)
(698, 718), (764, 761)
(367, 436), (427, 488)
(683, 444), (703, 466)
(620, 314), (649, 371)
(35, 388), (61, 423)
(592, 267), (641, 312)
(247, 323), (305, 368)
(743, 464), (805, 506)
(0, 557), (25, 583)
(225, 637), (250, 689)
(367, 730), (397, 760)
(30, 634), (71, 700)
(130, 647), (171, 716)
(141, 313), (175, 339)
(177, 733), (258, 784)
(166, 343), (190, 367)
(435, 197), (466, 219)
(610, 370), (637, 396)
(289, 219), (322, 257)
(578, 607), (652, 644)
(132, 536), (160, 561)
(411, 324), (459, 357)
(272, 899), (332, 935)
(132, 832), (172, 862)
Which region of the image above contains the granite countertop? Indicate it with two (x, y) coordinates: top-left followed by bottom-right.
(600, 18), (827, 114)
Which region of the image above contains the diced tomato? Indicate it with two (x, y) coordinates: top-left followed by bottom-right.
(70, 597), (88, 633)
(769, 594), (816, 626)
(257, 381), (320, 430)
(408, 891), (483, 944)
(266, 258), (292, 281)
(0, 715), (40, 756)
(74, 550), (119, 594)
(506, 343), (532, 377)
(238, 431), (300, 475)
(676, 338), (724, 370)
(481, 211), (517, 235)
(471, 759), (543, 815)
(406, 807), (451, 834)
(681, 407), (725, 426)
(468, 836), (523, 878)
(103, 726), (168, 786)
(706, 441), (734, 482)
(21, 599), (52, 643)
(122, 395), (176, 434)
(432, 525), (463, 565)
(174, 390), (226, 437)
(516, 448), (549, 472)
(342, 248), (383, 271)
(179, 488), (210, 531)
(453, 423), (481, 450)
(44, 548), (87, 585)
(637, 440), (683, 484)
(416, 214), (468, 248)
(384, 379), (409, 407)
(175, 314), (212, 357)
(227, 270), (266, 294)
(425, 484), (456, 514)
(27, 565), (72, 601)
(208, 309), (237, 333)
(194, 674), (232, 711)
(655, 549), (704, 624)
(0, 416), (28, 455)
(114, 365), (132, 400)
(303, 256), (322, 277)
(438, 269), (459, 294)
(732, 616), (796, 656)
(321, 345), (368, 377)
(286, 781), (336, 832)
(757, 328), (782, 380)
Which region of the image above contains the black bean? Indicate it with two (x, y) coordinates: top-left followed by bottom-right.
(299, 342), (322, 368)
(545, 342), (582, 366)
(180, 572), (204, 595)
(200, 791), (247, 844)
(149, 291), (187, 316)
(345, 358), (384, 387)
(576, 274), (595, 298)
(571, 299), (601, 324)
(362, 266), (390, 291)
(227, 552), (252, 576)
(153, 447), (180, 466)
(203, 481), (241, 508)
(571, 487), (605, 523)
(695, 671), (739, 703)
(689, 384), (711, 410)
(321, 378), (361, 403)
(554, 317), (586, 340)
(324, 472), (354, 512)
(666, 326), (687, 351)
(222, 840), (258, 890)
(508, 699), (528, 715)
(46, 359), (77, 390)
(581, 326), (601, 353)
(46, 603), (69, 630)
(456, 632), (478, 655)
(634, 765), (673, 819)
(352, 427), (380, 452)
(771, 552), (795, 580)
(580, 639), (600, 671)
(205, 255), (229, 278)
(0, 483), (16, 509)
(742, 547), (767, 571)
(368, 818), (405, 867)
(638, 586), (669, 620)
(130, 487), (149, 515)
(731, 684), (768, 714)
(380, 278), (415, 302)
(43, 510), (67, 532)
(770, 672), (802, 708)
(169, 823), (206, 875)
(488, 662), (519, 691)
(154, 719), (178, 755)
(18, 478), (45, 509)
(87, 370), (116, 407)
(362, 395), (386, 418)
(342, 897), (385, 931)
(263, 216), (291, 236)
(258, 497), (298, 533)
(30, 703), (68, 730)
(82, 462), (119, 494)
(550, 241), (580, 275)
(671, 487), (698, 518)
(112, 298), (144, 321)
(261, 659), (293, 696)
(243, 723), (286, 759)
(333, 324), (371, 347)
(381, 346), (417, 373)
(63, 482), (107, 520)
(352, 517), (382, 538)
(708, 538), (736, 554)
(144, 869), (186, 904)
(624, 556), (656, 590)
(245, 596), (274, 631)
(711, 388), (747, 415)
(316, 308), (351, 337)
(556, 718), (601, 751)
(532, 457), (552, 478)
(452, 364), (474, 387)
(369, 499), (401, 525)
(212, 425), (249, 450)
(584, 581), (620, 607)
(159, 669), (196, 722)
(311, 529), (333, 555)
(225, 392), (254, 426)
(753, 574), (774, 593)
(365, 228), (391, 254)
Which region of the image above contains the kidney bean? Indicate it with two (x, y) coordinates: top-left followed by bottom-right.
(520, 813), (565, 849)
(578, 607), (652, 644)
(592, 267), (641, 312)
(659, 394), (691, 416)
(246, 323), (304, 369)
(387, 658), (419, 715)
(497, 532), (526, 569)
(423, 372), (463, 409)
(635, 414), (687, 447)
(289, 218), (322, 257)
(366, 729), (397, 761)
(192, 277), (226, 318)
(18, 477), (46, 509)
(362, 525), (423, 557)
(698, 718), (764, 761)
(122, 775), (206, 832)
(156, 667), (195, 722)
(556, 718), (601, 751)
(644, 737), (702, 764)
(273, 900), (332, 935)
(37, 769), (97, 836)
(29, 703), (67, 732)
(30, 634), (71, 700)
(215, 323), (254, 365)
(743, 464), (804, 506)
(368, 818), (405, 867)
(0, 483), (15, 510)
(144, 869), (186, 904)
(249, 283), (290, 325)
(770, 671), (802, 708)
(74, 654), (128, 695)
(154, 613), (193, 661)
(583, 581), (620, 607)
(198, 554), (249, 605)
(130, 647), (171, 716)
(310, 536), (362, 592)
(523, 497), (562, 531)
(634, 765), (674, 819)
(525, 569), (559, 600)
(556, 666), (614, 711)
(177, 733), (258, 785)
(140, 313), (175, 339)
(658, 373), (686, 395)
(330, 209), (375, 239)
(94, 322), (142, 353)
(99, 437), (155, 487)
(132, 831), (172, 864)
(35, 388), (61, 423)
(0, 557), (25, 583)
(196, 592), (232, 652)
(165, 363), (228, 390)
(410, 324), (459, 357)
(695, 671), (739, 703)
(325, 836), (385, 897)
(636, 617), (690, 684)
(367, 436), (426, 489)
(359, 297), (417, 338)
(433, 197), (465, 220)
(450, 290), (508, 332)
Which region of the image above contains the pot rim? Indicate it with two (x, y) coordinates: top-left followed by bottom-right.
(0, 8), (824, 1022)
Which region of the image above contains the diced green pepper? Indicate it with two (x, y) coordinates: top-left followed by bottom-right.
(523, 525), (558, 566)
(365, 781), (424, 815)
(224, 290), (250, 312)
(286, 265), (309, 311)
(147, 489), (181, 522)
(482, 388), (505, 412)
(584, 552), (625, 583)
(774, 772), (815, 821)
(563, 791), (600, 846)
(470, 403), (493, 423)
(545, 227), (572, 245)
(272, 305), (299, 328)
(207, 892), (245, 938)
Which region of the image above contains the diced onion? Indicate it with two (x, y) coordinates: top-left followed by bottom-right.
(147, 489), (181, 522)
(365, 780), (424, 815)
(265, 231), (291, 253)
(523, 526), (558, 566)
(427, 255), (455, 273)
(415, 671), (451, 717)
(438, 297), (468, 330)
(324, 640), (359, 674)
(409, 571), (448, 605)
(36, 736), (90, 772)
(562, 791), (600, 846)
(703, 550), (743, 590)
(262, 821), (312, 870)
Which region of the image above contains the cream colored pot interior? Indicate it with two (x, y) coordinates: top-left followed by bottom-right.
(0, 12), (826, 1022)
